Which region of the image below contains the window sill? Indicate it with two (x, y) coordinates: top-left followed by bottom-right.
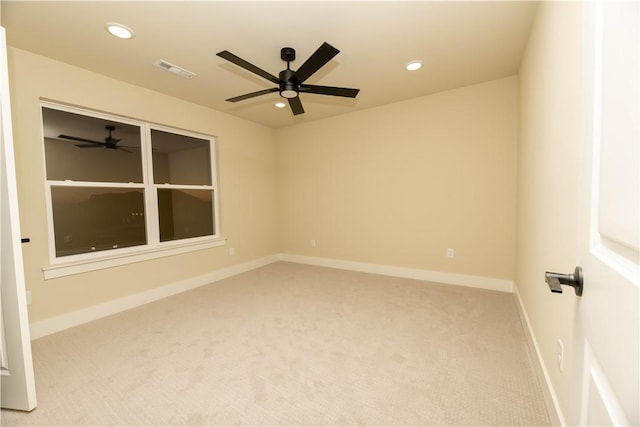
(42, 238), (227, 280)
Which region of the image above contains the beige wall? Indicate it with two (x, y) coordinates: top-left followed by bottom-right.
(8, 47), (279, 322)
(277, 77), (518, 280)
(516, 2), (583, 423)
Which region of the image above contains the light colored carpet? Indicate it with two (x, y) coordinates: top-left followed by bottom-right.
(2, 262), (550, 426)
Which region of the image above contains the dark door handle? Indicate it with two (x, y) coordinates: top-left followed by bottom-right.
(21, 237), (30, 243)
(545, 266), (583, 296)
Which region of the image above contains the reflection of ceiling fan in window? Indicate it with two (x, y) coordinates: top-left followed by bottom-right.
(58, 125), (134, 153)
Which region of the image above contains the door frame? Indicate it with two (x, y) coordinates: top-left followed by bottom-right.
(0, 25), (37, 412)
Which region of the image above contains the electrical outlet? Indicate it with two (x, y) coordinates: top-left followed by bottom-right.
(446, 248), (454, 258)
(228, 247), (235, 257)
(311, 239), (317, 248)
(557, 339), (564, 372)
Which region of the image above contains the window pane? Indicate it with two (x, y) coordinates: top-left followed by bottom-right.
(151, 129), (211, 185)
(51, 187), (146, 257)
(158, 189), (214, 242)
(43, 107), (143, 183)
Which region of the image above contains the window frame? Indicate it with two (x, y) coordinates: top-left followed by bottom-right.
(40, 101), (224, 279)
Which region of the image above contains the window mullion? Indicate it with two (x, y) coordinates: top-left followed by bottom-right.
(46, 180), (144, 188)
(154, 184), (214, 190)
(141, 123), (159, 246)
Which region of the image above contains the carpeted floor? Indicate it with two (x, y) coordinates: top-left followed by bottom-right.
(2, 262), (550, 426)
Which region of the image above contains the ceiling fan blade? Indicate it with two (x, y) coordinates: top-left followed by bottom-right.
(217, 50), (280, 85)
(58, 134), (105, 145)
(293, 42), (340, 84)
(299, 84), (360, 98)
(75, 143), (105, 148)
(288, 96), (305, 116)
(226, 88), (279, 103)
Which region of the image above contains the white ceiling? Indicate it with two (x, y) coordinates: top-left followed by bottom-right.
(1, 1), (538, 129)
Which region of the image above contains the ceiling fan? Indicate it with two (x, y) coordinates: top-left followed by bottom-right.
(216, 42), (360, 115)
(58, 125), (133, 152)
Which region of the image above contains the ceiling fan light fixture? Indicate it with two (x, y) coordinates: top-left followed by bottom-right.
(280, 82), (298, 99)
(105, 22), (134, 39)
(280, 90), (298, 99)
(406, 60), (423, 71)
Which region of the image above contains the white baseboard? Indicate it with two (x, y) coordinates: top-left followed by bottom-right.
(278, 253), (514, 293)
(30, 254), (280, 340)
(30, 253), (513, 340)
(513, 284), (565, 426)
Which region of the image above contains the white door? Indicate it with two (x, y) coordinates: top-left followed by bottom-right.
(570, 1), (639, 425)
(0, 26), (37, 412)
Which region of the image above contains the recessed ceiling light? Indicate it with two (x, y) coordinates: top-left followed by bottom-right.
(275, 102), (287, 109)
(406, 60), (423, 71)
(105, 22), (134, 39)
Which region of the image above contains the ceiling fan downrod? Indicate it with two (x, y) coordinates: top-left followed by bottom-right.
(279, 47), (298, 99)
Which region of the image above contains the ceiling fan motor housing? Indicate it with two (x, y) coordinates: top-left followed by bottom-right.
(279, 68), (298, 98)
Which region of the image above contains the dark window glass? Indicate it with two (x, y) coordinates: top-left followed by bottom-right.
(158, 189), (214, 242)
(151, 129), (211, 185)
(43, 107), (143, 183)
(51, 187), (146, 257)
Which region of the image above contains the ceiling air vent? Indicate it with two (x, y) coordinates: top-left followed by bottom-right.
(153, 60), (196, 79)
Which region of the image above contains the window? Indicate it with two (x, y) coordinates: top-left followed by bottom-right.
(150, 129), (215, 242)
(41, 103), (221, 274)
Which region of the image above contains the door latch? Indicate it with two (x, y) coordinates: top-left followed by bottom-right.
(545, 266), (583, 296)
